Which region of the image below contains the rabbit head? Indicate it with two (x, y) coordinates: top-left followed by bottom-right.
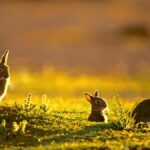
(84, 91), (107, 112)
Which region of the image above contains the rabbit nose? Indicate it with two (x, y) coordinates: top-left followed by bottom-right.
(101, 101), (107, 107)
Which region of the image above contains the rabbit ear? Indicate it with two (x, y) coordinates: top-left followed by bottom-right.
(84, 92), (92, 103)
(1, 50), (9, 65)
(94, 90), (99, 97)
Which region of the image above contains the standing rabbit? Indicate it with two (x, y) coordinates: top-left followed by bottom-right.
(0, 50), (10, 101)
(84, 91), (108, 122)
(131, 99), (150, 124)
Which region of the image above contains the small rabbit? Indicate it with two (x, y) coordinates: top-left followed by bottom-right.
(84, 91), (108, 122)
(131, 99), (150, 124)
(0, 50), (10, 101)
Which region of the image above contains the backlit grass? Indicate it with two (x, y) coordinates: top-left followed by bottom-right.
(0, 71), (150, 150)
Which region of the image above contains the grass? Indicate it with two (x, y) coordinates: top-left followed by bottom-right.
(0, 70), (150, 150)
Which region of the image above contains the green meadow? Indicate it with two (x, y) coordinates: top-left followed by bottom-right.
(0, 71), (150, 150)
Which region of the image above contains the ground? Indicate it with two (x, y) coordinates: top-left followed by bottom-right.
(0, 71), (150, 150)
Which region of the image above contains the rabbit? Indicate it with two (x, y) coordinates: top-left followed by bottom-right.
(84, 91), (108, 122)
(0, 50), (10, 101)
(131, 99), (150, 124)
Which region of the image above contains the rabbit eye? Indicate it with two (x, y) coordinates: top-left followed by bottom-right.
(95, 100), (100, 104)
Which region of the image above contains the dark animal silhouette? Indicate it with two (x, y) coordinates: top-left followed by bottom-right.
(131, 99), (150, 124)
(84, 91), (108, 122)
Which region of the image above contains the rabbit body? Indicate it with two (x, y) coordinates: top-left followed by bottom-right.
(131, 99), (150, 124)
(88, 111), (106, 122)
(0, 79), (9, 100)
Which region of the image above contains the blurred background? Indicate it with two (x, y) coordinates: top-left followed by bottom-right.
(0, 0), (150, 75)
(0, 0), (150, 103)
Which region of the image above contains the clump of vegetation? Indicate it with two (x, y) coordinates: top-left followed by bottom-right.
(109, 95), (134, 130)
(0, 94), (51, 146)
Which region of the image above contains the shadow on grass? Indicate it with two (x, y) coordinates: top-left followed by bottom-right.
(40, 122), (120, 145)
(0, 121), (119, 147)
